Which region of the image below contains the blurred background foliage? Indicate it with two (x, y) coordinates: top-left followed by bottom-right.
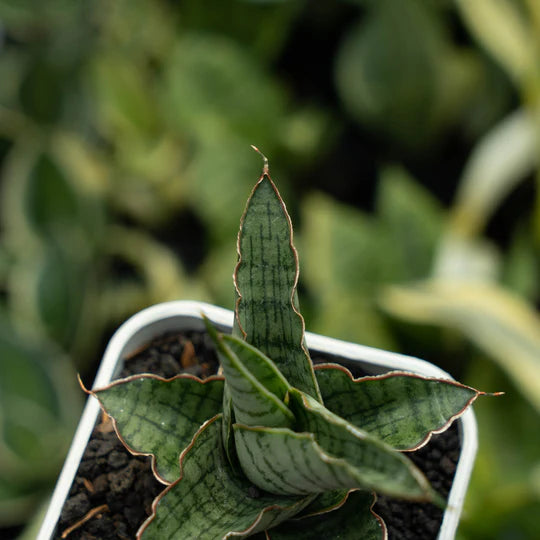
(0, 0), (538, 538)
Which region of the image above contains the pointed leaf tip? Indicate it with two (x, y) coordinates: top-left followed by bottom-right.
(315, 366), (484, 451)
(77, 373), (90, 394)
(91, 373), (224, 483)
(234, 169), (322, 401)
(251, 144), (269, 175)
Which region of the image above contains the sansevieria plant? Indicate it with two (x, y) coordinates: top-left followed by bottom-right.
(86, 149), (494, 538)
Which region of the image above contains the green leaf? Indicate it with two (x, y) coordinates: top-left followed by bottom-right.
(381, 280), (540, 413)
(289, 389), (433, 499)
(450, 109), (537, 238)
(25, 154), (79, 237)
(235, 389), (431, 500)
(456, 0), (535, 87)
(205, 317), (292, 399)
(204, 320), (294, 428)
(315, 365), (480, 450)
(92, 374), (224, 483)
(334, 0), (446, 148)
(267, 491), (384, 540)
(36, 244), (86, 348)
(235, 174), (321, 401)
(300, 192), (396, 349)
(91, 52), (159, 137)
(295, 489), (349, 518)
(377, 166), (444, 281)
(223, 335), (292, 399)
(163, 34), (285, 141)
(221, 382), (236, 465)
(140, 415), (311, 539)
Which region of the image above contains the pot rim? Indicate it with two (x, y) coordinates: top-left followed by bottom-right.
(38, 300), (477, 540)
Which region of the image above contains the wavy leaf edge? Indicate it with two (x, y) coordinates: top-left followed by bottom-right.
(314, 363), (487, 451)
(234, 418), (433, 501)
(233, 174), (302, 344)
(264, 491), (388, 540)
(79, 372), (224, 484)
(232, 172), (320, 402)
(137, 414), (312, 540)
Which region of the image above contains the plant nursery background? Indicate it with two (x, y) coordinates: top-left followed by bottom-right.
(0, 1), (539, 538)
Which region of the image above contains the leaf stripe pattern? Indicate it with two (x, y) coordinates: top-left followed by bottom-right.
(234, 426), (352, 495)
(234, 175), (321, 402)
(223, 334), (291, 399)
(233, 387), (432, 499)
(296, 489), (349, 519)
(234, 413), (430, 501)
(292, 388), (432, 499)
(91, 374), (224, 484)
(266, 491), (385, 540)
(315, 365), (480, 450)
(138, 415), (313, 540)
(205, 320), (294, 428)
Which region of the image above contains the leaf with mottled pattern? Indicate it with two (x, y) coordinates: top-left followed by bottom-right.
(234, 389), (431, 500)
(295, 489), (349, 518)
(138, 415), (313, 539)
(315, 364), (481, 449)
(89, 374), (224, 483)
(205, 318), (294, 428)
(234, 174), (321, 402)
(266, 491), (385, 539)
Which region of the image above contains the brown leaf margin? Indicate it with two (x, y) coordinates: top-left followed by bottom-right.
(263, 491), (388, 540)
(79, 372), (225, 485)
(313, 363), (502, 452)
(232, 160), (320, 403)
(136, 414), (312, 540)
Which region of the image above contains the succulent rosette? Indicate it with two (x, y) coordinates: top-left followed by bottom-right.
(87, 154), (489, 539)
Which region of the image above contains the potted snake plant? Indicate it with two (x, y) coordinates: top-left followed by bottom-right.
(39, 150), (495, 539)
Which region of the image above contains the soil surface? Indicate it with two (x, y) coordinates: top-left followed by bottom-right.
(55, 331), (458, 539)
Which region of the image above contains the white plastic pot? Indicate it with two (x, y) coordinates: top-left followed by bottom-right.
(38, 300), (477, 540)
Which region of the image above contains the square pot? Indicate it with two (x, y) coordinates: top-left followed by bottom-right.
(38, 300), (477, 540)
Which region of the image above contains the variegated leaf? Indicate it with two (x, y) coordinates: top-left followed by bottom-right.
(381, 280), (538, 411)
(205, 315), (292, 400)
(287, 389), (431, 498)
(295, 489), (349, 519)
(234, 172), (321, 402)
(89, 374), (224, 483)
(266, 491), (385, 539)
(234, 424), (354, 496)
(315, 364), (480, 449)
(139, 415), (313, 539)
(223, 334), (291, 400)
(205, 319), (294, 428)
(221, 381), (236, 465)
(234, 389), (431, 500)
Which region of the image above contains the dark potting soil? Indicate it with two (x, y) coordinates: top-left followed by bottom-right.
(55, 331), (459, 539)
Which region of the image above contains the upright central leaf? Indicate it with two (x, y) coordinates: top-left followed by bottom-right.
(235, 172), (321, 401)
